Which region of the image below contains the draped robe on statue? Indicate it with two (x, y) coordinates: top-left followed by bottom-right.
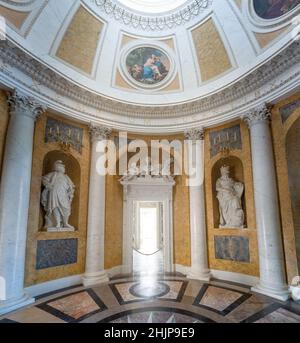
(41, 171), (75, 226)
(216, 176), (244, 228)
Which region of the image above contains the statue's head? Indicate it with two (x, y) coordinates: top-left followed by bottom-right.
(220, 165), (230, 176)
(54, 160), (65, 174)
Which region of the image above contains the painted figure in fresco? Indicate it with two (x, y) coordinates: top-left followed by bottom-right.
(41, 160), (75, 230)
(127, 47), (169, 84)
(216, 165), (244, 229)
(254, 0), (300, 20)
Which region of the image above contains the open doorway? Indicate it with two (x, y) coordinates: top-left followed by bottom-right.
(133, 202), (163, 276)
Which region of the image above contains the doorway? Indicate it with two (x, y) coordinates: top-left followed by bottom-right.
(133, 202), (163, 276)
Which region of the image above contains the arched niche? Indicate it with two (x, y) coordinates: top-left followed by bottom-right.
(286, 117), (300, 268)
(39, 150), (81, 231)
(211, 156), (247, 229)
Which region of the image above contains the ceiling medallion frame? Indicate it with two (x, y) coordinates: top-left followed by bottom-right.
(247, 0), (300, 29)
(91, 0), (212, 31)
(119, 41), (177, 91)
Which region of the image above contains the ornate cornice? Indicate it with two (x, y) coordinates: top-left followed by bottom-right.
(0, 40), (300, 123)
(89, 124), (112, 142)
(7, 90), (46, 120)
(92, 0), (211, 31)
(184, 127), (204, 140)
(243, 104), (272, 129)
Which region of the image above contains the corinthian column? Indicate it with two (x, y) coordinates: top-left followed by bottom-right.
(82, 125), (112, 287)
(0, 90), (45, 315)
(243, 104), (289, 301)
(185, 128), (211, 281)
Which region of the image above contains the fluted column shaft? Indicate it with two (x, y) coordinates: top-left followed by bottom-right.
(244, 105), (289, 301)
(0, 91), (45, 315)
(185, 128), (211, 281)
(82, 125), (112, 287)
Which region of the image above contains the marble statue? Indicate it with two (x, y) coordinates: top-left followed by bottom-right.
(41, 160), (75, 231)
(216, 165), (244, 228)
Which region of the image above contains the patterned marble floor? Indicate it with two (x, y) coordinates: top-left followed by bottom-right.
(0, 275), (300, 323)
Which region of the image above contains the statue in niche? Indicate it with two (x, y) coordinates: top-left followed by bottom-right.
(216, 165), (244, 229)
(41, 160), (75, 232)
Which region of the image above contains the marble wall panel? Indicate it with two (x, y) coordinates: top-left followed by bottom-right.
(215, 236), (250, 263)
(36, 239), (78, 270)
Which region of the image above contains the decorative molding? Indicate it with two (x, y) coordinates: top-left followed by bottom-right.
(209, 124), (242, 158)
(89, 124), (112, 142)
(25, 274), (83, 298)
(243, 103), (272, 128)
(92, 0), (212, 31)
(0, 40), (300, 127)
(184, 127), (204, 140)
(7, 89), (46, 120)
(45, 117), (83, 153)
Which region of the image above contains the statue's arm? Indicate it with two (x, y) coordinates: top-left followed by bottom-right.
(42, 173), (53, 189)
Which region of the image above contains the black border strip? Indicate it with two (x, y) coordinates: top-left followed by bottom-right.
(241, 303), (300, 323)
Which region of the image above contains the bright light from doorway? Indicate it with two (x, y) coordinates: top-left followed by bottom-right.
(139, 207), (158, 255)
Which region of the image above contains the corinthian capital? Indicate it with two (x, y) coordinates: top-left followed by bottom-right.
(243, 104), (272, 129)
(184, 128), (205, 141)
(7, 90), (46, 120)
(89, 124), (112, 142)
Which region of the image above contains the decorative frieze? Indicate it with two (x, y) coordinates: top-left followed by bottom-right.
(209, 124), (241, 158)
(45, 118), (83, 153)
(0, 40), (300, 123)
(36, 239), (78, 270)
(214, 236), (250, 263)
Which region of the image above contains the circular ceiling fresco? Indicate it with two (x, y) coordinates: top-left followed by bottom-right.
(253, 0), (300, 20)
(125, 46), (171, 88)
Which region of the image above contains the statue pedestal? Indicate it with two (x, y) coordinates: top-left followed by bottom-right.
(47, 227), (75, 232)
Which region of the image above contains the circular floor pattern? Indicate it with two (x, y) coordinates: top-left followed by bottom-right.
(129, 281), (170, 299)
(99, 308), (215, 323)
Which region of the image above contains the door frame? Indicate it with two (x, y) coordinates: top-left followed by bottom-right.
(120, 177), (175, 274)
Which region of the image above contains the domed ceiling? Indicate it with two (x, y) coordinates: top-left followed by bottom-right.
(0, 0), (300, 132)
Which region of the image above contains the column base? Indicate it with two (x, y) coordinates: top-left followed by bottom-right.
(82, 271), (109, 288)
(187, 269), (211, 282)
(251, 284), (290, 302)
(0, 294), (35, 316)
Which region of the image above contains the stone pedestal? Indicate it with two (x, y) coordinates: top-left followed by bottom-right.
(82, 125), (112, 287)
(185, 129), (211, 281)
(0, 91), (45, 315)
(244, 105), (290, 301)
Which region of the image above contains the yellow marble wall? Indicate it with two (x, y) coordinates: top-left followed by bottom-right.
(105, 173), (123, 270)
(204, 120), (259, 276)
(192, 18), (232, 82)
(56, 6), (103, 74)
(271, 92), (300, 283)
(25, 113), (90, 286)
(104, 133), (191, 269)
(0, 90), (9, 177)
